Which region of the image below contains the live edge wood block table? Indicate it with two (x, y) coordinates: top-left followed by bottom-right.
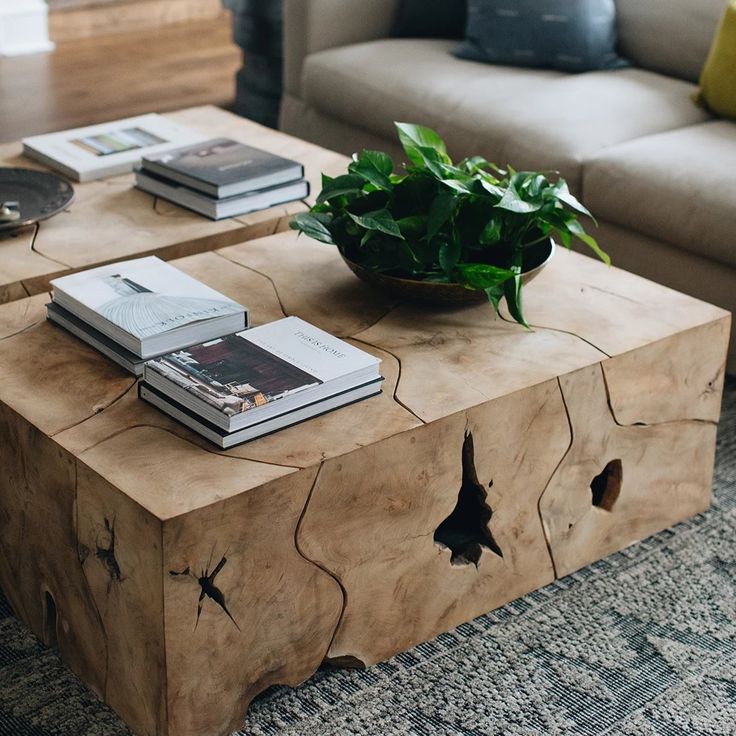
(0, 232), (730, 736)
(0, 105), (348, 304)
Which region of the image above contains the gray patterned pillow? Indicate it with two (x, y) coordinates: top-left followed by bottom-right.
(455, 0), (628, 72)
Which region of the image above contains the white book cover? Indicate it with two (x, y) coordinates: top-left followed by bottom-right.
(22, 114), (206, 182)
(51, 256), (244, 341)
(144, 316), (381, 425)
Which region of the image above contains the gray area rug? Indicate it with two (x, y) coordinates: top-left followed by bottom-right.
(1, 378), (734, 736)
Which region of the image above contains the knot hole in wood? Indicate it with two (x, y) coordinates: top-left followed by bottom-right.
(591, 459), (623, 512)
(434, 431), (503, 567)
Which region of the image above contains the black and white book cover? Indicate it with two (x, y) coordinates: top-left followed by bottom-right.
(143, 316), (381, 431)
(140, 138), (304, 197)
(50, 256), (247, 357)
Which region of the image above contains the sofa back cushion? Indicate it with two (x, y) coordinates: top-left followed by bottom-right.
(615, 0), (728, 82)
(393, 0), (467, 39)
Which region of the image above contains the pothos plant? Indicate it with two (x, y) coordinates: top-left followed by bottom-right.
(291, 122), (609, 326)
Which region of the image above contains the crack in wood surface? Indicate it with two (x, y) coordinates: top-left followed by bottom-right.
(15, 280), (32, 299)
(498, 312), (612, 359)
(0, 316), (46, 342)
(29, 224), (74, 270)
(75, 420), (304, 472)
(348, 336), (427, 425)
(536, 376), (575, 580)
(586, 284), (643, 305)
(73, 460), (111, 699)
(214, 248), (401, 340)
(213, 250), (288, 319)
(293, 462), (349, 667)
(347, 303), (402, 341)
(95, 517), (123, 587)
(599, 362), (718, 428)
(169, 555), (241, 632)
(48, 378), (139, 438)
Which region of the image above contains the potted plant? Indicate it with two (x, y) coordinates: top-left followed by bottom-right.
(291, 123), (609, 326)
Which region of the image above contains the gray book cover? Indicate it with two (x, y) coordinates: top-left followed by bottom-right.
(141, 137), (304, 196)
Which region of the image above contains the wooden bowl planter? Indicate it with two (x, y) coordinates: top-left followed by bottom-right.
(342, 239), (555, 305)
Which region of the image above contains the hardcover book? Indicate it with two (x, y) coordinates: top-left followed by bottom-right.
(140, 381), (382, 448)
(143, 316), (382, 432)
(140, 138), (304, 198)
(22, 114), (206, 182)
(50, 256), (247, 358)
(46, 302), (148, 376)
(134, 168), (309, 220)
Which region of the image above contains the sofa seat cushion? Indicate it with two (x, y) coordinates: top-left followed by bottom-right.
(492, 68), (709, 191)
(303, 39), (563, 159)
(584, 121), (736, 268)
(303, 41), (709, 192)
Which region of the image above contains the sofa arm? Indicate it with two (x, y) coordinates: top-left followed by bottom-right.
(283, 0), (400, 97)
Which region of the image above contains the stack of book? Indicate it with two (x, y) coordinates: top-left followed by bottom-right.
(140, 317), (382, 448)
(47, 256), (249, 375)
(134, 138), (310, 220)
(47, 257), (382, 447)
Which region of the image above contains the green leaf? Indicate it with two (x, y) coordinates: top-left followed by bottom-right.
(484, 283), (505, 312)
(427, 193), (457, 239)
(290, 213), (334, 244)
(348, 150), (394, 190)
(441, 178), (474, 194)
(557, 228), (571, 249)
(348, 209), (404, 239)
(316, 174), (365, 204)
(479, 176), (504, 199)
(396, 215), (427, 238)
(456, 263), (514, 290)
(495, 180), (543, 213)
(460, 156), (505, 177)
(438, 239), (461, 275)
(503, 275), (527, 327)
(566, 219), (610, 265)
(395, 122), (451, 167)
(503, 249), (528, 327)
(552, 179), (595, 220)
(480, 217), (502, 245)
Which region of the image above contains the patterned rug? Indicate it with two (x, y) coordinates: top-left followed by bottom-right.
(1, 379), (734, 736)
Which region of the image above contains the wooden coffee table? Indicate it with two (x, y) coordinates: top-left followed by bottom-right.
(0, 105), (348, 303)
(0, 231), (730, 736)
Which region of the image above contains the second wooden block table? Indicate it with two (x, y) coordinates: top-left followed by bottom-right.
(0, 105), (348, 303)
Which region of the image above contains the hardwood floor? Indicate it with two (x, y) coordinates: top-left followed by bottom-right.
(0, 16), (241, 143)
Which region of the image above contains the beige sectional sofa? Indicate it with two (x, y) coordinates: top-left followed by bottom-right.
(280, 0), (735, 371)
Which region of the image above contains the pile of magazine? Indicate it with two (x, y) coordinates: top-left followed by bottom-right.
(134, 137), (310, 220)
(48, 257), (382, 447)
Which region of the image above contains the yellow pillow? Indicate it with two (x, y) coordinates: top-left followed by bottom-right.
(697, 0), (736, 120)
